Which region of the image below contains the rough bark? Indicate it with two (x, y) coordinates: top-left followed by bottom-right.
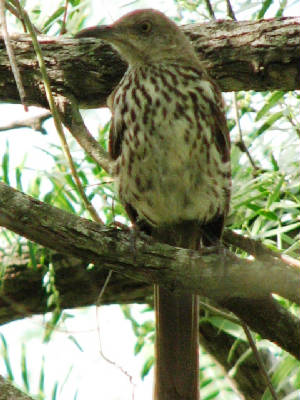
(0, 17), (299, 110)
(0, 182), (299, 361)
(0, 250), (294, 399)
(0, 376), (34, 400)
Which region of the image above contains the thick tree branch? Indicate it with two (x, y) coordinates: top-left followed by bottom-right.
(0, 17), (299, 110)
(0, 375), (34, 400)
(0, 253), (283, 400)
(0, 182), (299, 305)
(0, 182), (299, 359)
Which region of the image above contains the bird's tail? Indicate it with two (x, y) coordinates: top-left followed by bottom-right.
(154, 286), (199, 400)
(152, 221), (202, 400)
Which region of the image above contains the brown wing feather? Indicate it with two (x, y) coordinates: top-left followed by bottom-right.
(108, 100), (143, 228)
(201, 93), (231, 245)
(108, 116), (126, 160)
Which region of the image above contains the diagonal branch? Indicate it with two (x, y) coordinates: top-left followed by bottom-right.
(0, 182), (299, 304)
(0, 182), (299, 359)
(55, 93), (111, 173)
(0, 375), (34, 400)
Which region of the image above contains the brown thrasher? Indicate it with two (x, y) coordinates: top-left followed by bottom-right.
(76, 9), (231, 400)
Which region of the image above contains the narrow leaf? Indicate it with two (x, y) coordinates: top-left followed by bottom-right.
(141, 356), (154, 379)
(255, 91), (284, 121)
(42, 7), (65, 32)
(0, 334), (14, 380)
(2, 142), (10, 184)
(21, 343), (30, 392)
(255, 112), (283, 136)
(257, 0), (273, 18)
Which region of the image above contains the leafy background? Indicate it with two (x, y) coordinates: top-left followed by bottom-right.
(0, 0), (299, 399)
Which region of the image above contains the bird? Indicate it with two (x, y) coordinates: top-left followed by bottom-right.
(76, 9), (231, 400)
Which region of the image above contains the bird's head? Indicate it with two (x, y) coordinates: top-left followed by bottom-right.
(75, 9), (198, 66)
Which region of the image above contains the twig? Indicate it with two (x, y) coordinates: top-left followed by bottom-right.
(233, 92), (259, 170)
(57, 94), (111, 173)
(199, 300), (241, 325)
(0, 110), (51, 133)
(226, 0), (237, 20)
(0, 0), (28, 110)
(95, 270), (136, 400)
(241, 321), (279, 400)
(223, 230), (300, 269)
(204, 0), (216, 20)
(96, 270), (113, 307)
(17, 2), (103, 224)
(60, 0), (68, 35)
(5, 0), (26, 31)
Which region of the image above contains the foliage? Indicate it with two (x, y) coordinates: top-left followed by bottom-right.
(0, 0), (299, 399)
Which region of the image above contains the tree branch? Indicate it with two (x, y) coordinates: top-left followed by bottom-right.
(0, 375), (34, 400)
(0, 182), (298, 304)
(55, 93), (111, 173)
(0, 182), (299, 359)
(0, 17), (299, 110)
(0, 110), (51, 134)
(0, 253), (284, 400)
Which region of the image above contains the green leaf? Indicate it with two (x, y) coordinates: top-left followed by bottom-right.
(260, 222), (300, 238)
(267, 176), (285, 207)
(276, 0), (288, 17)
(44, 310), (62, 342)
(51, 382), (58, 400)
(141, 356), (154, 379)
(270, 153), (279, 171)
(203, 390), (220, 400)
(68, 335), (84, 352)
(134, 338), (145, 355)
(200, 377), (213, 389)
(29, 176), (42, 198)
(257, 210), (278, 221)
(42, 7), (65, 33)
(21, 343), (30, 392)
(0, 334), (14, 380)
(39, 356), (45, 394)
(15, 167), (24, 191)
(257, 0), (273, 19)
(246, 203), (261, 212)
(2, 142), (10, 184)
(28, 241), (38, 269)
(206, 317), (245, 341)
(255, 112), (283, 136)
(255, 91), (284, 121)
(262, 355), (300, 399)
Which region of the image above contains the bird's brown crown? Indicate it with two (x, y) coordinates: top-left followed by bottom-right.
(76, 9), (200, 66)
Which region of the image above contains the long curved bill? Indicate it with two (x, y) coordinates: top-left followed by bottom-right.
(75, 25), (112, 39)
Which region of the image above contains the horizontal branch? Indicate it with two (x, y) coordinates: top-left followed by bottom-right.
(0, 17), (299, 109)
(0, 182), (299, 359)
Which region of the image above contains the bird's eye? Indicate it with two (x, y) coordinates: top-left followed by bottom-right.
(139, 21), (152, 33)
